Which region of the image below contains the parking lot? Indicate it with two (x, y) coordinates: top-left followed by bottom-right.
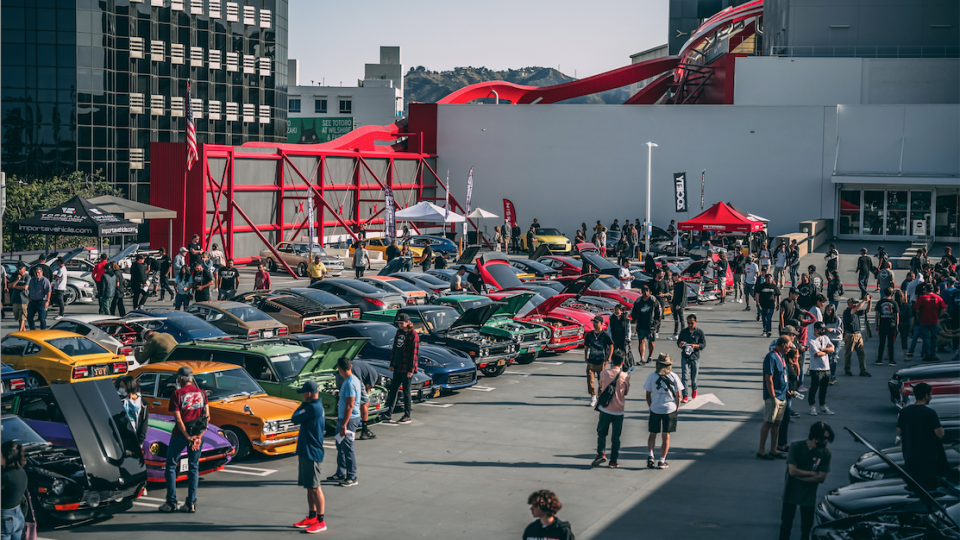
(23, 273), (911, 540)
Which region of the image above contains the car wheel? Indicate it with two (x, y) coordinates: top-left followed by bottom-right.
(222, 426), (251, 460)
(265, 258), (277, 273)
(297, 263), (307, 277)
(64, 285), (79, 305)
(479, 363), (507, 377)
(26, 372), (46, 389)
(515, 352), (537, 365)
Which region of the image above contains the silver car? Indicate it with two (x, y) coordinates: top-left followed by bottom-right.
(259, 242), (344, 277)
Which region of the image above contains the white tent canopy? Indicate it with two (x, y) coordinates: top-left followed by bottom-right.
(467, 207), (499, 219)
(394, 201), (465, 223)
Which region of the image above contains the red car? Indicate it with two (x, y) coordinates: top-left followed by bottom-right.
(537, 256), (583, 277)
(487, 291), (584, 352)
(899, 377), (960, 406)
(559, 273), (641, 311)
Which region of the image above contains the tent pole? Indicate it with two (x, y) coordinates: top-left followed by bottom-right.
(44, 234), (48, 255)
(168, 219), (173, 258)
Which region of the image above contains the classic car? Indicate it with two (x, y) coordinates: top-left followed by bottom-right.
(435, 293), (550, 364)
(0, 380), (147, 521)
(304, 321), (478, 391)
(888, 361), (960, 404)
(490, 292), (585, 353)
(258, 242), (344, 277)
(158, 339), (388, 431)
(230, 291), (358, 332)
(554, 273), (642, 311)
(3, 387), (235, 484)
(811, 504), (959, 540)
(187, 301), (289, 339)
(310, 278), (405, 313)
(510, 259), (560, 280)
(359, 276), (429, 305)
(850, 443), (960, 483)
(388, 272), (453, 297)
(362, 305), (520, 377)
(507, 285), (611, 333)
(898, 378), (960, 407)
(521, 227), (573, 254)
(128, 308), (229, 342)
(0, 331), (129, 388)
(349, 236), (424, 258)
(131, 361), (302, 459)
(1, 363), (27, 395)
(49, 315), (173, 368)
(537, 256), (583, 277)
(279, 288), (362, 319)
(407, 235), (459, 257)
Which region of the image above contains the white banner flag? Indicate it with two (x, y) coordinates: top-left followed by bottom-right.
(445, 169), (450, 221)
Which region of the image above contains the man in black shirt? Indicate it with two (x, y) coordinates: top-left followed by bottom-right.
(609, 219), (620, 232)
(874, 287), (899, 366)
(30, 254), (53, 282)
(130, 254), (148, 309)
(807, 265), (824, 296)
(631, 285), (662, 364)
(584, 316), (613, 407)
(842, 296), (872, 377)
(192, 262), (214, 302)
(897, 382), (946, 490)
(780, 288), (802, 331)
(754, 275), (781, 337)
(510, 224), (522, 253)
(650, 270), (670, 330)
(856, 248), (873, 298)
(676, 314), (706, 403)
(218, 259), (240, 300)
(910, 248), (924, 275)
(188, 234), (203, 268)
(526, 226), (537, 256)
(385, 240), (401, 262)
(670, 273), (687, 339)
(156, 248), (174, 301)
(607, 304), (633, 369)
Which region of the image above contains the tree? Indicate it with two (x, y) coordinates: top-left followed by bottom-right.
(3, 170), (119, 253)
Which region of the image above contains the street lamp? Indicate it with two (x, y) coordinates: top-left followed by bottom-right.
(645, 142), (658, 256)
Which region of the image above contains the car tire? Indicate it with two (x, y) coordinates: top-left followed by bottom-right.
(26, 372), (46, 390)
(265, 258), (277, 273)
(64, 285), (79, 305)
(479, 363), (507, 377)
(297, 263), (307, 277)
(515, 353), (537, 365)
(222, 426), (251, 460)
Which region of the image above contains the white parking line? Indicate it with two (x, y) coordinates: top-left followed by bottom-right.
(139, 496), (168, 503)
(536, 361), (563, 365)
(420, 402), (454, 407)
(467, 385), (495, 392)
(133, 501), (160, 508)
(221, 464), (277, 476)
(503, 372), (529, 377)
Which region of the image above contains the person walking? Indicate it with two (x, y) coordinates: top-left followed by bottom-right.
(307, 255), (326, 286)
(109, 263), (128, 316)
(1, 440), (29, 540)
(876, 261), (895, 296)
(631, 285), (661, 364)
(607, 305), (633, 370)
(755, 274), (781, 337)
(776, 348), (802, 455)
(617, 259), (632, 290)
(174, 266), (193, 311)
(874, 287), (899, 367)
(758, 337), (790, 460)
(218, 259), (240, 300)
(592, 351), (630, 468)
(788, 242), (801, 287)
(896, 382), (947, 490)
(192, 262), (214, 303)
(26, 266), (51, 330)
(894, 289), (913, 362)
(130, 254), (148, 309)
(50, 256), (67, 320)
(584, 316), (613, 407)
(743, 256), (759, 311)
(526, 226), (537, 256)
(97, 265), (116, 315)
(715, 251), (729, 305)
(774, 241), (788, 287)
(842, 296), (872, 377)
(160, 366), (208, 513)
(523, 490), (575, 540)
(733, 249), (747, 303)
(9, 265), (29, 332)
(91, 253), (109, 298)
(135, 330), (178, 365)
(778, 422), (834, 540)
(327, 357), (361, 487)
(677, 314), (706, 404)
(254, 263), (271, 290)
(825, 271), (843, 311)
(209, 243), (225, 272)
(821, 304), (843, 385)
(856, 248), (873, 298)
(156, 248), (174, 302)
(382, 314), (418, 424)
(912, 283), (947, 361)
(669, 273), (687, 339)
(759, 242), (772, 273)
(291, 380), (328, 533)
(805, 322), (835, 416)
(353, 241), (370, 278)
(824, 243), (839, 275)
(644, 354), (682, 469)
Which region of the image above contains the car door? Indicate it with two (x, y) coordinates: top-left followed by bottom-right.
(277, 243), (297, 266)
(136, 372), (172, 415)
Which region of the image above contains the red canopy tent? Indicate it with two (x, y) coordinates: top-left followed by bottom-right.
(678, 201), (765, 233)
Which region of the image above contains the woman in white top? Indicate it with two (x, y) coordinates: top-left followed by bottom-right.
(759, 242), (771, 271)
(493, 226), (502, 252)
(821, 304), (843, 384)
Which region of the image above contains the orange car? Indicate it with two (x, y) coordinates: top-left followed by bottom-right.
(130, 361), (301, 460)
(360, 276), (429, 306)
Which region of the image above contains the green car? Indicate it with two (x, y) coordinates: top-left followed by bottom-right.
(161, 337), (388, 427)
(434, 293), (550, 364)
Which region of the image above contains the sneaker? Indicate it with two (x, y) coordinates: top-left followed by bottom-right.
(873, 361), (884, 366)
(718, 301), (725, 306)
(158, 502), (177, 513)
(790, 410), (800, 418)
(359, 428), (377, 440)
(860, 371), (872, 377)
(339, 478), (358, 487)
(294, 517), (318, 529)
(829, 376), (837, 385)
(737, 298), (743, 303)
(655, 332), (659, 339)
(744, 306), (751, 311)
(54, 315), (63, 320)
(844, 371), (854, 376)
(771, 452), (787, 460)
(589, 395), (598, 407)
(888, 361), (897, 366)
(305, 520), (328, 534)
(179, 502), (196, 513)
(809, 406), (818, 416)
(798, 385), (808, 392)
(591, 454), (607, 467)
(647, 457), (656, 469)
(325, 473), (345, 483)
(609, 461), (619, 468)
(658, 460), (669, 469)
(692, 390), (697, 399)
(756, 452), (774, 461)
(681, 396), (690, 404)
(398, 416), (412, 424)
(819, 405), (835, 415)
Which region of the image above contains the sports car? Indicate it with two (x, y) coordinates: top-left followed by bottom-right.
(888, 361), (960, 404)
(521, 227), (573, 254)
(408, 235), (459, 257)
(557, 273), (642, 311)
(187, 301), (289, 339)
(537, 256), (583, 277)
(230, 290), (358, 332)
(898, 378), (960, 408)
(310, 278), (405, 313)
(0, 331), (129, 388)
(389, 272), (453, 297)
(435, 293), (550, 364)
(849, 442), (960, 483)
(128, 308), (229, 342)
(359, 276), (429, 306)
(510, 259), (560, 280)
(487, 291), (584, 353)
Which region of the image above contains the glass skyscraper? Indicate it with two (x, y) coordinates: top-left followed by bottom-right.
(1, 0), (288, 202)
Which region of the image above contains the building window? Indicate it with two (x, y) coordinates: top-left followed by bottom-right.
(191, 99), (204, 119)
(130, 37), (145, 60)
(243, 5), (255, 25)
(171, 44), (185, 65)
(289, 99), (301, 113)
(208, 49), (221, 70)
(260, 9), (271, 28)
(191, 47), (204, 67)
(208, 100), (222, 120)
(151, 0), (163, 6)
(130, 148), (145, 170)
(339, 100), (352, 114)
(226, 102), (239, 121)
(209, 0), (221, 18)
(190, 0), (203, 15)
(258, 57), (271, 77)
(242, 103), (256, 123)
(226, 52), (239, 72)
(259, 105), (270, 124)
(226, 2), (239, 22)
(315, 99), (327, 114)
(172, 0), (184, 11)
(130, 93), (145, 114)
(151, 95), (165, 116)
(243, 55), (255, 74)
(171, 97), (185, 117)
(151, 41), (165, 62)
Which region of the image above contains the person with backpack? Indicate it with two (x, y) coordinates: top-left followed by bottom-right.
(591, 351), (630, 468)
(160, 367), (209, 513)
(583, 316), (614, 408)
(677, 314), (706, 404)
(644, 354), (683, 470)
(874, 287), (900, 367)
(824, 244), (840, 275)
(523, 490), (575, 540)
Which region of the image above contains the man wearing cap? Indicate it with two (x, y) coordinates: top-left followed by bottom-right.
(173, 247), (188, 279)
(824, 243), (839, 275)
(631, 285), (662, 364)
(856, 248), (874, 298)
(161, 366), (209, 513)
(842, 295), (872, 377)
(806, 322), (836, 416)
(451, 266), (468, 292)
(291, 380), (327, 533)
(644, 354), (683, 469)
(383, 313), (418, 424)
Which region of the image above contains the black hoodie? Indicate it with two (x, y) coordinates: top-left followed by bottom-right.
(522, 518), (575, 540)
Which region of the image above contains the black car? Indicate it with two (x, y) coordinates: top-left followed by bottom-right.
(510, 259), (560, 280)
(888, 361), (960, 404)
(850, 443), (960, 483)
(1, 380), (147, 522)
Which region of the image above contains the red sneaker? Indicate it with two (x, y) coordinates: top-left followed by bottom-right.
(294, 517), (318, 529)
(681, 396), (690, 404)
(306, 520), (328, 533)
(692, 390), (697, 399)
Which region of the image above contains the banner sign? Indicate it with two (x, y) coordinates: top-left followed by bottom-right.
(701, 169), (706, 211)
(307, 195), (316, 251)
(465, 168), (474, 214)
(385, 188), (396, 239)
(287, 118), (354, 144)
(503, 199), (517, 227)
(444, 170), (450, 221)
(673, 172), (688, 213)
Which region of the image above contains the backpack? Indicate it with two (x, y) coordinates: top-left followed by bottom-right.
(595, 371), (622, 410)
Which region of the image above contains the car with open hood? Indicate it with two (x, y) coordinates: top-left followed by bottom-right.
(359, 276), (429, 306)
(506, 285), (611, 333)
(674, 255), (733, 302)
(551, 273), (642, 311)
(230, 290), (358, 332)
(259, 242), (344, 277)
(536, 255), (583, 277)
(50, 315), (172, 368)
(850, 442), (960, 483)
(1, 330), (129, 389)
(510, 259), (560, 280)
(361, 305), (519, 377)
(578, 251), (657, 291)
(302, 322), (478, 391)
(130, 361), (302, 460)
(158, 338), (388, 432)
(521, 227), (573, 254)
(310, 278), (405, 313)
(187, 301), (289, 340)
(128, 308), (229, 342)
(0, 379), (147, 522)
(3, 387), (234, 485)
(491, 292), (585, 353)
(435, 293), (550, 364)
(888, 361), (960, 404)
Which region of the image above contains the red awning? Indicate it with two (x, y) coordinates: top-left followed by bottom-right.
(678, 201), (765, 233)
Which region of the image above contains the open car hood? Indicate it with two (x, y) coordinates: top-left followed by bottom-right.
(525, 293), (577, 317)
(682, 260), (709, 276)
(449, 303), (503, 330)
(477, 259), (525, 291)
(49, 380), (147, 487)
(455, 245), (481, 265)
(298, 337), (369, 377)
(108, 245), (140, 265)
(378, 257), (412, 276)
(579, 251), (619, 274)
(491, 292), (536, 318)
(560, 274), (600, 297)
(529, 243), (553, 260)
(45, 247), (86, 270)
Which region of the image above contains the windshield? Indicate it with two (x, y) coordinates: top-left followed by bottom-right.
(47, 337), (109, 356)
(409, 274), (447, 287)
(359, 325), (397, 348)
(485, 264), (523, 288)
(225, 306), (273, 322)
(296, 245), (329, 257)
(270, 351), (314, 380)
(516, 294), (546, 317)
(598, 276), (622, 288)
(449, 297), (493, 312)
(338, 280), (382, 294)
(535, 228), (563, 236)
(422, 309), (459, 332)
(384, 279), (421, 293)
(192, 368), (265, 400)
(515, 260), (552, 274)
(1, 416), (48, 445)
(167, 315), (220, 332)
(293, 289), (350, 307)
(588, 278), (613, 291)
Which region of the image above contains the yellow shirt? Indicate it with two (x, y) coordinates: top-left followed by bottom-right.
(307, 261), (326, 278)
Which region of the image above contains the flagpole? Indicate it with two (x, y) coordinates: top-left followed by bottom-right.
(645, 143), (657, 257)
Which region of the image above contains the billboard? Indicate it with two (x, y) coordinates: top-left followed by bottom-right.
(287, 117), (355, 144)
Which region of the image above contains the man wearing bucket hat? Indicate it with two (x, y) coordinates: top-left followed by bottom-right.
(643, 354), (683, 469)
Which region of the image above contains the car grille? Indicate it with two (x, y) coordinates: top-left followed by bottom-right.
(370, 392), (385, 405)
(276, 418), (298, 434)
(559, 328), (580, 338)
(488, 343), (512, 355)
(446, 372), (475, 386)
(81, 485), (140, 507)
(548, 244), (567, 250)
(519, 333), (543, 343)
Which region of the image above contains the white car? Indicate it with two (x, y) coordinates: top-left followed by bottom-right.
(48, 315), (163, 369)
(1, 260), (96, 306)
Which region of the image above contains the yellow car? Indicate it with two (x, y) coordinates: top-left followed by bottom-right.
(349, 237), (424, 258)
(521, 228), (573, 254)
(0, 330), (129, 389)
(130, 361), (302, 460)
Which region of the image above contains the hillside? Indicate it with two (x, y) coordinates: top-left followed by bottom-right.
(403, 66), (630, 106)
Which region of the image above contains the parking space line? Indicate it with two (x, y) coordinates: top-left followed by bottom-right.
(221, 465), (277, 476)
(421, 402), (454, 407)
(503, 372), (529, 377)
(536, 361), (563, 365)
(467, 385), (495, 392)
(138, 496), (168, 503)
(133, 501), (159, 508)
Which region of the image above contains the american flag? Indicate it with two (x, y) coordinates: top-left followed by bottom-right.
(185, 83), (197, 170)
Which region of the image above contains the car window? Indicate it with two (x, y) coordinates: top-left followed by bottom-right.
(51, 321), (84, 335)
(192, 369), (264, 400)
(1, 416), (48, 445)
(165, 347), (211, 362)
(384, 279), (420, 293)
(137, 373), (159, 396)
(205, 309), (226, 322)
(339, 280), (381, 294)
(20, 395), (64, 423)
(293, 289), (349, 307)
(278, 243), (293, 253)
(588, 279), (613, 291)
(0, 337), (30, 356)
(47, 337), (109, 356)
(244, 354), (277, 382)
(536, 228), (563, 236)
(224, 306), (273, 322)
(23, 342), (41, 356)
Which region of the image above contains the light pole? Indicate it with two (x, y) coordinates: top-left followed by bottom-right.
(645, 142), (658, 256)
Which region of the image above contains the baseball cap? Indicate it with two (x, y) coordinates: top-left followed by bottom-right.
(396, 313), (411, 323)
(593, 315), (604, 324)
(860, 248), (867, 253)
(781, 326), (798, 335)
(847, 297), (858, 304)
(176, 366), (193, 378)
(179, 247), (188, 252)
(297, 380), (319, 394)
(640, 284), (650, 291)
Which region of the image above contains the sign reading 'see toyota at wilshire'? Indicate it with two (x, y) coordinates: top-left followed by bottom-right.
(287, 117), (354, 144)
(674, 172), (688, 213)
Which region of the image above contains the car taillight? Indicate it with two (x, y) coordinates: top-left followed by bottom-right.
(431, 288), (442, 294)
(8, 378), (25, 391)
(118, 346), (133, 356)
(113, 362), (128, 374)
(248, 329), (259, 338)
(277, 327), (288, 336)
(351, 310), (360, 318)
(423, 380), (430, 386)
(407, 298), (416, 305)
(366, 298), (384, 306)
(72, 366), (89, 379)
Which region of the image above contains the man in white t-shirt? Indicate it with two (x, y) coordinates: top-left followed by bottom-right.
(618, 260), (632, 290)
(743, 257), (760, 312)
(774, 243), (787, 287)
(806, 322), (836, 416)
(643, 354), (683, 470)
(51, 256), (68, 320)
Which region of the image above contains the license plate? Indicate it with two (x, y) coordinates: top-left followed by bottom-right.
(338, 312), (349, 319)
(262, 330), (273, 338)
(94, 366), (107, 377)
(497, 359), (506, 366)
(179, 458), (188, 473)
(433, 388), (441, 398)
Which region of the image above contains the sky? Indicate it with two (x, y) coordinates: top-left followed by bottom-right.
(287, 0), (669, 87)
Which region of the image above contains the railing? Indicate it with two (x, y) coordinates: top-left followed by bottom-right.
(769, 46), (960, 59)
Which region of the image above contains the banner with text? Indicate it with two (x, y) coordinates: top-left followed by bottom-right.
(673, 172), (688, 213)
(503, 199), (517, 227)
(287, 118), (355, 144)
(385, 189), (396, 239)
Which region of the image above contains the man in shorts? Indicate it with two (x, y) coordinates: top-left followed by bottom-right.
(8, 264), (30, 332)
(758, 338), (790, 460)
(291, 380), (327, 533)
(644, 354), (683, 469)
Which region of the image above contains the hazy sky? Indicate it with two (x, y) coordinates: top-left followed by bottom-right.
(288, 0), (669, 87)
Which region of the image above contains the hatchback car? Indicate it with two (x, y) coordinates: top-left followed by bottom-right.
(359, 276), (429, 306)
(187, 301), (289, 339)
(310, 278), (405, 313)
(0, 331), (129, 388)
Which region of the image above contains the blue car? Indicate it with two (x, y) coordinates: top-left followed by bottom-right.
(306, 322), (478, 391)
(1, 363), (28, 394)
(408, 235), (458, 257)
(128, 308), (228, 342)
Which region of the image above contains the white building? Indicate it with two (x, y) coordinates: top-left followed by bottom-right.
(286, 47), (404, 144)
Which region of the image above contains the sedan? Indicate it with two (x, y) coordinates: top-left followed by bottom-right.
(408, 235), (459, 257)
(230, 291), (358, 332)
(510, 259), (560, 280)
(128, 309), (229, 342)
(187, 301), (289, 339)
(310, 278), (405, 313)
(537, 256), (583, 277)
(389, 272), (452, 297)
(0, 330), (129, 388)
(359, 276), (429, 306)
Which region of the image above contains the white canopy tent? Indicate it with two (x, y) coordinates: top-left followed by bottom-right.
(466, 208), (499, 219)
(394, 201), (465, 223)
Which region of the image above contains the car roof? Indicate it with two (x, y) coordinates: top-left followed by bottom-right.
(134, 360), (246, 374)
(196, 301), (247, 310)
(9, 330), (83, 342)
(58, 314), (121, 324)
(175, 340), (309, 355)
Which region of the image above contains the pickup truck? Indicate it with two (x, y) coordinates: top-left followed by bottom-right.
(362, 304), (520, 377)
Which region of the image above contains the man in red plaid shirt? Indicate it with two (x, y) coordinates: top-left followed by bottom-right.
(383, 313), (419, 424)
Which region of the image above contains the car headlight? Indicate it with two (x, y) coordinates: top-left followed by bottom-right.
(539, 331), (548, 340)
(420, 356), (439, 367)
(149, 442), (161, 456)
(51, 479), (65, 495)
(578, 328), (585, 336)
(480, 348), (488, 357)
(262, 420), (279, 434)
(553, 329), (561, 337)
